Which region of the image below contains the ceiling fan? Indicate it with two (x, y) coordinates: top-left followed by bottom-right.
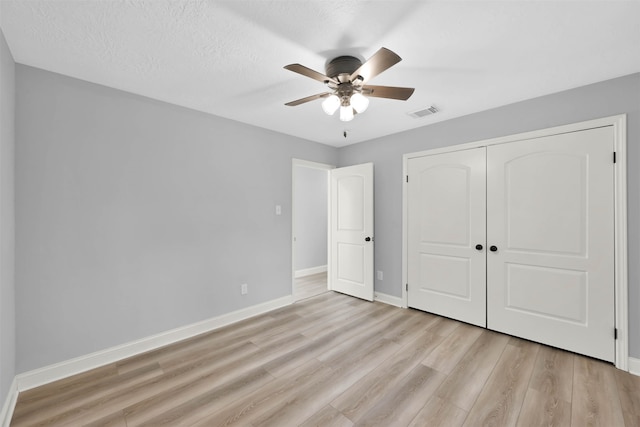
(284, 47), (415, 122)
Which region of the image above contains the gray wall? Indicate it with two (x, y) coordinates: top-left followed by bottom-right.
(9, 63), (640, 375)
(338, 73), (640, 358)
(0, 28), (16, 406)
(15, 65), (337, 372)
(294, 165), (327, 272)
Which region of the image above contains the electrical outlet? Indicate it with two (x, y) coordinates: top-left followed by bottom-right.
(241, 283), (248, 295)
(377, 271), (383, 280)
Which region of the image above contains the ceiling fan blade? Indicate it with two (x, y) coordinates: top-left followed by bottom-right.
(350, 48), (402, 84)
(285, 92), (332, 106)
(362, 85), (415, 101)
(284, 64), (338, 85)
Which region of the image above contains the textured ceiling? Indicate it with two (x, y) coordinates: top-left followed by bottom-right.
(1, 0), (639, 147)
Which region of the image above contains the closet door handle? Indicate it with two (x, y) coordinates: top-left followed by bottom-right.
(490, 245), (498, 252)
(475, 244), (483, 251)
(365, 237), (372, 242)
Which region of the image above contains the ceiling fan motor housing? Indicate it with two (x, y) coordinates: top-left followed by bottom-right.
(325, 56), (362, 83)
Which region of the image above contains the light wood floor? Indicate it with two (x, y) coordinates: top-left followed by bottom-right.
(294, 272), (328, 301)
(11, 291), (640, 427)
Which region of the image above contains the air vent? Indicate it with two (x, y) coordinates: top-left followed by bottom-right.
(408, 105), (438, 118)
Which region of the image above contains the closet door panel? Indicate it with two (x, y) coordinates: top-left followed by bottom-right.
(487, 127), (615, 362)
(407, 148), (486, 327)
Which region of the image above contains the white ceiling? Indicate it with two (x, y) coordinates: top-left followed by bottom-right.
(1, 1), (639, 147)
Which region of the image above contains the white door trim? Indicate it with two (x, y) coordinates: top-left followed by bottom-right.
(402, 114), (628, 371)
(291, 159), (334, 300)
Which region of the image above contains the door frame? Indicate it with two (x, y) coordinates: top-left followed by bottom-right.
(291, 159), (334, 301)
(402, 114), (628, 370)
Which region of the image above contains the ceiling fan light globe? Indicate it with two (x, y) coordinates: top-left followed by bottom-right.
(340, 105), (354, 122)
(322, 94), (340, 115)
(350, 92), (369, 113)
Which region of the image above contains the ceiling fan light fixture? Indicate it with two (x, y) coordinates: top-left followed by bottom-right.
(339, 105), (354, 122)
(284, 47), (414, 123)
(350, 92), (369, 113)
(322, 94), (340, 115)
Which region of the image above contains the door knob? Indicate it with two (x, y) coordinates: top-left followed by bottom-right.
(475, 244), (483, 250)
(365, 237), (372, 242)
(490, 245), (498, 252)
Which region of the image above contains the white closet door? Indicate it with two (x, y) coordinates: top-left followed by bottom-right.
(487, 127), (615, 362)
(407, 148), (487, 327)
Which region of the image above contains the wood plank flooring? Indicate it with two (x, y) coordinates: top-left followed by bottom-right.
(294, 272), (328, 301)
(11, 291), (640, 426)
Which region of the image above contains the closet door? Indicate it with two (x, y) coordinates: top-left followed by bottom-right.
(487, 127), (615, 362)
(407, 148), (487, 327)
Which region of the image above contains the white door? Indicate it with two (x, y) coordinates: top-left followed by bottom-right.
(487, 126), (615, 362)
(407, 148), (487, 327)
(329, 163), (374, 301)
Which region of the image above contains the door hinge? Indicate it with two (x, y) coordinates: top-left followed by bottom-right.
(406, 283), (408, 292)
(406, 175), (409, 183)
(614, 328), (618, 339)
(613, 152), (617, 163)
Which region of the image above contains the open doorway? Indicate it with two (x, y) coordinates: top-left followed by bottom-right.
(292, 159), (333, 301)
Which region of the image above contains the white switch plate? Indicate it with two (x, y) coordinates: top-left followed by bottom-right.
(275, 205), (282, 215)
(241, 283), (248, 295)
(377, 271), (383, 280)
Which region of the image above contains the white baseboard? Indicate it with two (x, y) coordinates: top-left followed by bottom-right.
(294, 265), (327, 278)
(629, 357), (640, 377)
(0, 378), (18, 427)
(15, 295), (293, 392)
(375, 292), (403, 307)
